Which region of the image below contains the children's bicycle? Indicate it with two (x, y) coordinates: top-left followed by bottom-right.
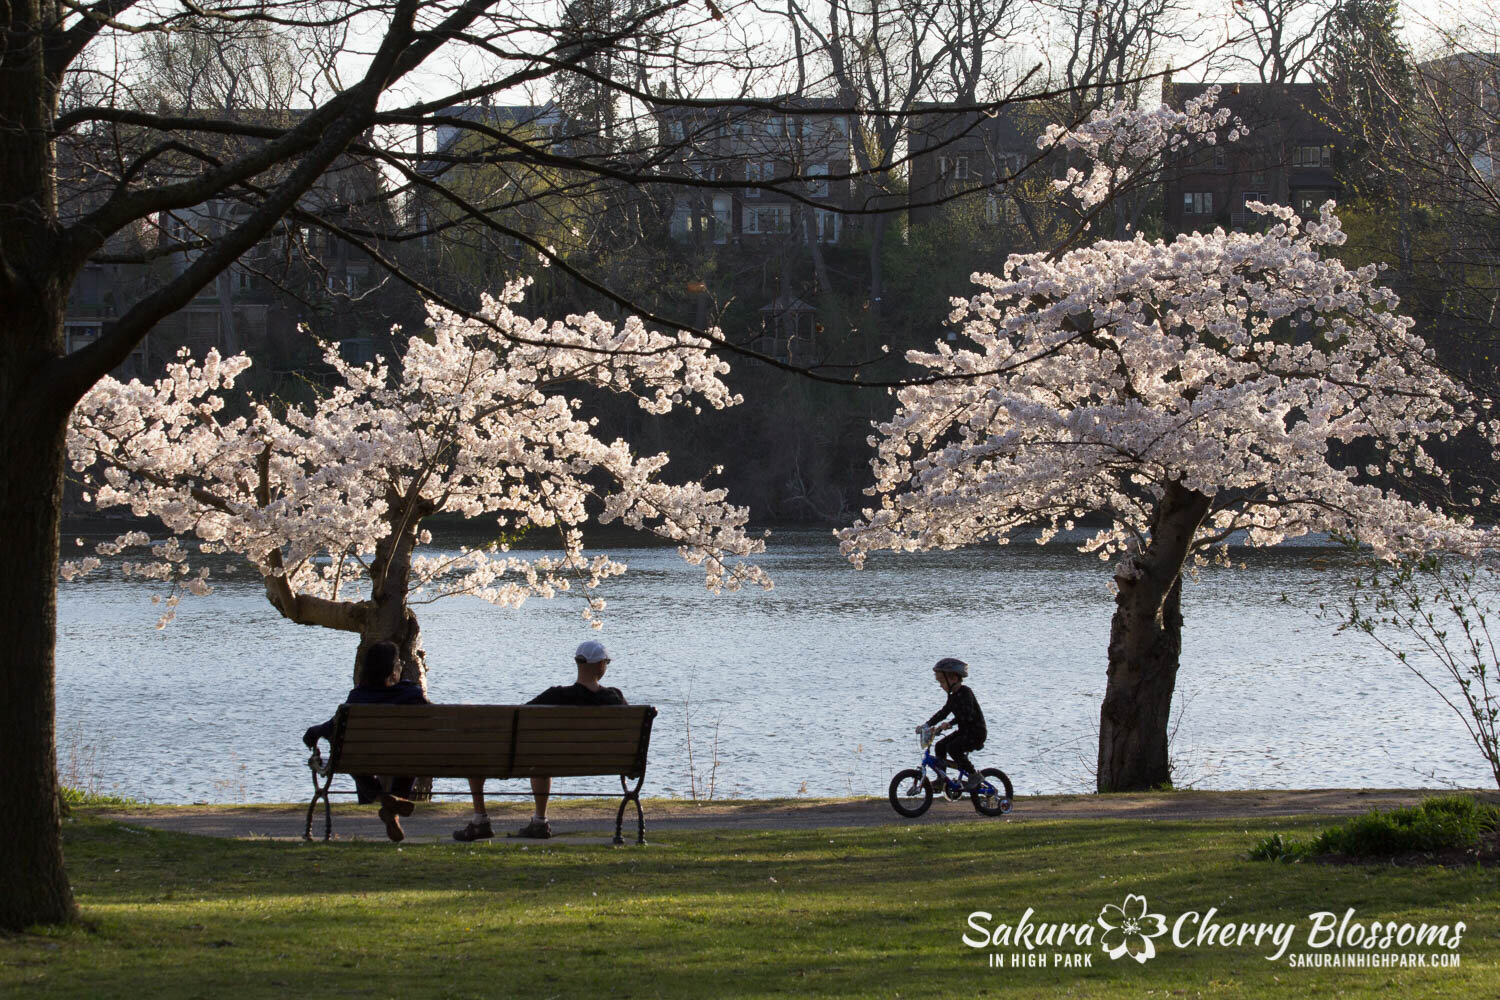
(888, 724), (1014, 817)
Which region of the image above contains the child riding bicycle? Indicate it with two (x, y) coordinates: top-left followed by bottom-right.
(919, 657), (987, 790)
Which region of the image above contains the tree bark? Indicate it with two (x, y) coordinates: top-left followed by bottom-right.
(0, 368), (78, 931)
(0, 0), (78, 930)
(1096, 481), (1212, 793)
(361, 489), (433, 688)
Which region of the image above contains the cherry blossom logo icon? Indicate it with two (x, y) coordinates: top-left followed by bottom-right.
(1096, 894), (1169, 964)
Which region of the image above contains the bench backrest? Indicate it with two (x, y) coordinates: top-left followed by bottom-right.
(328, 704), (657, 779)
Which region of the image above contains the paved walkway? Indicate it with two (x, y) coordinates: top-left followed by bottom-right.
(96, 788), (1482, 845)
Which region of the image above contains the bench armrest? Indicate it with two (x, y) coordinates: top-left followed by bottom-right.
(307, 749), (334, 779)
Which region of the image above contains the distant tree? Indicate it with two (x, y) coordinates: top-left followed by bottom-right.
(1217, 0), (1338, 84)
(1299, 1), (1500, 454)
(841, 100), (1497, 793)
(1315, 0), (1415, 202)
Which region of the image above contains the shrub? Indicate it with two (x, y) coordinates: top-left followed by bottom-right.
(60, 786), (140, 808)
(1248, 832), (1313, 863)
(1248, 796), (1499, 862)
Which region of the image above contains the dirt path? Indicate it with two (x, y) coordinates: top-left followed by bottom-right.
(96, 788), (1487, 844)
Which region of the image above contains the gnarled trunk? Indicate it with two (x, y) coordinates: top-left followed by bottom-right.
(363, 490), (433, 689)
(1097, 481), (1212, 793)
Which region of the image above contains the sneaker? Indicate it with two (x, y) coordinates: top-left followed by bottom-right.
(508, 819), (552, 840)
(961, 773), (982, 791)
(452, 819), (494, 842)
(377, 803), (405, 843)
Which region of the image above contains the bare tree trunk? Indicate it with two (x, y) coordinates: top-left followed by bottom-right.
(1096, 481), (1211, 792)
(0, 302), (78, 930)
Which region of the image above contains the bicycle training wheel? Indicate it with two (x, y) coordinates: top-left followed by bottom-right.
(971, 767), (1014, 816)
(889, 768), (934, 817)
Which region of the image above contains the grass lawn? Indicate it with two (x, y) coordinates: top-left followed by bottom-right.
(2, 809), (1495, 998)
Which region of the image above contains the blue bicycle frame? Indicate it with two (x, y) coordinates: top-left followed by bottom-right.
(917, 725), (998, 800)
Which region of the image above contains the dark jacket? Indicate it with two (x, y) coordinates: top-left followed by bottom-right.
(925, 684), (987, 745)
(303, 679), (430, 748)
(528, 682), (627, 706)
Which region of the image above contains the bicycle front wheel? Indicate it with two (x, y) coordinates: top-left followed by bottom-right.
(889, 768), (934, 817)
(971, 767), (1014, 816)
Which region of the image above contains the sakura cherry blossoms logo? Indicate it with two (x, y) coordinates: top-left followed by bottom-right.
(963, 897), (1466, 971)
(1096, 894), (1168, 964)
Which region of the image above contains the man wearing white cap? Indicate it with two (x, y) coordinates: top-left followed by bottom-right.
(453, 639), (626, 841)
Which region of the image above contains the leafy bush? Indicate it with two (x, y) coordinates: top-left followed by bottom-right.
(1248, 832), (1313, 863)
(1248, 796), (1499, 862)
(60, 786), (140, 808)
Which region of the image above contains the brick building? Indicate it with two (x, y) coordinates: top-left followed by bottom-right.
(1161, 81), (1341, 234)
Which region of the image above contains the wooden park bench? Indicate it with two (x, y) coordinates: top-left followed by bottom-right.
(304, 704), (657, 844)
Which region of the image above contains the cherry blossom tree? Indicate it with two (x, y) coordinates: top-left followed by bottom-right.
(840, 101), (1498, 792)
(66, 281), (769, 685)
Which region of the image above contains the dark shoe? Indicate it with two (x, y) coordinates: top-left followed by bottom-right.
(377, 803), (405, 842)
(961, 773), (982, 791)
(380, 793), (415, 817)
(452, 819), (493, 842)
(508, 819), (552, 840)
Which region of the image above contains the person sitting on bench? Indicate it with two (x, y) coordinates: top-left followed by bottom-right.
(304, 640), (429, 842)
(453, 639), (625, 841)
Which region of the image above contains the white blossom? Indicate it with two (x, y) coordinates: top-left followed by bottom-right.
(841, 200), (1497, 570)
(66, 281), (769, 627)
(1040, 88), (1242, 209)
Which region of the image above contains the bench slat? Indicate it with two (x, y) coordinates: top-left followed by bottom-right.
(341, 747), (644, 767)
(335, 759), (507, 772)
(512, 763), (645, 778)
(340, 726), (642, 744)
(344, 739), (643, 756)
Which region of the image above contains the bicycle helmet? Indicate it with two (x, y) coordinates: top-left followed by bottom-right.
(933, 657), (969, 678)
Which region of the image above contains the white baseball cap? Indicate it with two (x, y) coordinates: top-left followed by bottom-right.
(575, 640), (611, 664)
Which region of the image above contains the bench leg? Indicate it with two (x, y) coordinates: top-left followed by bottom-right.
(616, 774), (646, 845)
(305, 760), (334, 842)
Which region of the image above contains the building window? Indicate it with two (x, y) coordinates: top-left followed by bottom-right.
(939, 156), (970, 181)
(1213, 146), (1226, 168)
(806, 163), (829, 198)
(64, 324), (101, 352)
(1250, 171), (1267, 186)
(985, 192), (1017, 225)
(766, 115), (785, 137)
(743, 204), (791, 234)
(1295, 189), (1333, 215)
(1292, 144), (1332, 168)
(682, 195), (734, 244)
(994, 153), (1022, 181)
(814, 209), (840, 243)
(1183, 191), (1214, 215)
(340, 337), (375, 364)
(745, 161), (774, 197)
(712, 195), (732, 244)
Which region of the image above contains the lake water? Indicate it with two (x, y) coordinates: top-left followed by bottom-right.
(55, 531), (1494, 804)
